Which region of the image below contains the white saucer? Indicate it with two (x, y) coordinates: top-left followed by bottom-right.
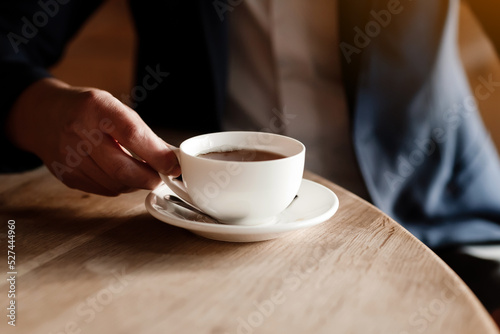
(145, 179), (339, 242)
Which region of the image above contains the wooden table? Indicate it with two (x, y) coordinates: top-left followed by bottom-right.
(0, 167), (498, 334)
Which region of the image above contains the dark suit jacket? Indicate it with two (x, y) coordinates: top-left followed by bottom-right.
(1, 0), (499, 248)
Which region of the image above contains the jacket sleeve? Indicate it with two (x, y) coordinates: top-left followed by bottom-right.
(0, 0), (104, 172)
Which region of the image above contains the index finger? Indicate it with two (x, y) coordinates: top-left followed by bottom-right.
(98, 97), (180, 175)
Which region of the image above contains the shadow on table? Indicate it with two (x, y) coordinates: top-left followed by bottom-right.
(0, 204), (284, 280)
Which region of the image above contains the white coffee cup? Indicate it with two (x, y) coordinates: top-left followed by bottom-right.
(160, 131), (305, 225)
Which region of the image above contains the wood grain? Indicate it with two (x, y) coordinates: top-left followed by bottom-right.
(0, 167), (497, 334)
(2, 3), (499, 332)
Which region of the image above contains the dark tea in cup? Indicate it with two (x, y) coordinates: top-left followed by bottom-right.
(198, 148), (286, 162)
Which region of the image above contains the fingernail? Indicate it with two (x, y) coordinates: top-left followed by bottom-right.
(162, 149), (180, 175)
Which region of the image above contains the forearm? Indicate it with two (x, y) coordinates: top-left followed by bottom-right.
(0, 0), (104, 172)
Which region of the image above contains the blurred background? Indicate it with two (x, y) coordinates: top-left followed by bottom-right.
(50, 0), (500, 151)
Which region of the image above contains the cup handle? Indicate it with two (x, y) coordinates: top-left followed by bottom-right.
(159, 147), (195, 206)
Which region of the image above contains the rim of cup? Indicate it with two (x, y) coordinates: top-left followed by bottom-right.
(179, 131), (305, 163)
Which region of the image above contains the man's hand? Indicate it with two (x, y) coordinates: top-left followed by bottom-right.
(6, 78), (180, 196)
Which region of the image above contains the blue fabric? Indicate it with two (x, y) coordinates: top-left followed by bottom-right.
(0, 0), (499, 248)
(342, 0), (500, 248)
